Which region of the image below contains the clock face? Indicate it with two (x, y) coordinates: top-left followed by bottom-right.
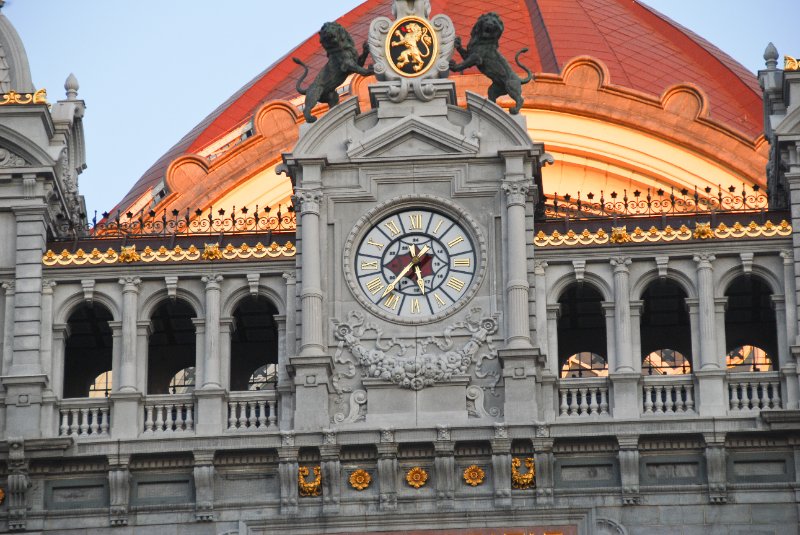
(353, 209), (478, 321)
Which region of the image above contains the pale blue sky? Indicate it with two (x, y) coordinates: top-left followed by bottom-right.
(4, 1), (796, 215)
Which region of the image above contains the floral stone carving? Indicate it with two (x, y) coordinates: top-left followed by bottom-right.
(349, 469), (372, 491)
(333, 308), (498, 391)
(406, 467), (429, 488)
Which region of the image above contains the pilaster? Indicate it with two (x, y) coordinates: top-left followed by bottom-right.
(193, 451), (215, 522)
(704, 432), (728, 504)
(201, 274), (223, 389)
(532, 434), (554, 506)
(107, 454), (130, 527)
(320, 431), (341, 515)
(500, 346), (541, 424)
(377, 428), (398, 511)
(617, 435), (641, 505)
(490, 423), (512, 509)
(434, 425), (455, 510)
(278, 432), (299, 515)
(118, 277), (141, 392)
(610, 256), (633, 372)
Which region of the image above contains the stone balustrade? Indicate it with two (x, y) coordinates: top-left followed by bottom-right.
(58, 399), (111, 438)
(728, 372), (782, 412)
(143, 395), (195, 434)
(641, 375), (695, 415)
(558, 377), (610, 417)
(227, 390), (279, 431)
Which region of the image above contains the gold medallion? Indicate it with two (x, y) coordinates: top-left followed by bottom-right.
(386, 17), (438, 78)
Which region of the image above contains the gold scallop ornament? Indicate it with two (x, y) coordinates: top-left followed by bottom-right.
(406, 466), (429, 488)
(463, 464), (485, 486)
(349, 469), (372, 491)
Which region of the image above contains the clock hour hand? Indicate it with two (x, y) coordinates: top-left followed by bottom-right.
(409, 245), (426, 295)
(381, 244), (430, 298)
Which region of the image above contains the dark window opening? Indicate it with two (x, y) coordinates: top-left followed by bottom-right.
(231, 297), (279, 391)
(557, 283), (607, 375)
(64, 304), (113, 398)
(147, 300), (197, 394)
(640, 280), (692, 375)
(725, 276), (777, 369)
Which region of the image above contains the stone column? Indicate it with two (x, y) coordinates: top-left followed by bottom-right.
(135, 321), (150, 392)
(602, 303), (617, 370)
(219, 319), (233, 391)
(280, 273), (297, 430)
(545, 304), (560, 377)
(51, 324), (69, 399)
(193, 451), (215, 522)
(501, 180), (534, 350)
(39, 281), (55, 381)
(117, 277), (141, 392)
(377, 428), (398, 512)
(693, 254), (727, 417)
(533, 261), (549, 355)
(320, 431), (341, 515)
(618, 435), (641, 505)
(434, 426), (455, 510)
(201, 274), (223, 389)
(110, 278), (144, 441)
(1, 281), (15, 376)
(278, 432), (299, 516)
(630, 301), (644, 374)
(610, 257), (633, 372)
(781, 250), (798, 345)
(295, 188), (325, 357)
(490, 424), (512, 509)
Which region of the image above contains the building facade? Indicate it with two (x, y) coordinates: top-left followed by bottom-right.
(1, 0), (800, 533)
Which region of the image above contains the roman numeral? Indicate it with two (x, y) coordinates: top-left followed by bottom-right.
(411, 299), (421, 314)
(453, 258), (471, 268)
(361, 260), (379, 270)
(408, 213), (423, 230)
(447, 277), (465, 292)
(384, 220), (401, 237)
(434, 293), (446, 307)
(367, 238), (384, 250)
(447, 236), (464, 248)
(432, 220), (444, 235)
(366, 277), (384, 295)
(384, 293), (400, 310)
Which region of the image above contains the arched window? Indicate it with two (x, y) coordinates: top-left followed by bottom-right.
(560, 352), (608, 378)
(640, 280), (692, 374)
(64, 304), (113, 398)
(148, 300), (197, 394)
(725, 276), (777, 369)
(557, 283), (607, 375)
(231, 297), (279, 391)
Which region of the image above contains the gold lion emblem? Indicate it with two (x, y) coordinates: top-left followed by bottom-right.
(389, 18), (435, 76)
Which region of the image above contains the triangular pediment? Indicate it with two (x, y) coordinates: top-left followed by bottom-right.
(775, 105), (800, 136)
(347, 115), (479, 160)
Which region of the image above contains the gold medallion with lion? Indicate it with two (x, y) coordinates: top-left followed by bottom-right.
(386, 17), (438, 78)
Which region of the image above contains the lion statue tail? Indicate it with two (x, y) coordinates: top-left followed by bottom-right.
(515, 48), (534, 85)
(292, 57), (310, 95)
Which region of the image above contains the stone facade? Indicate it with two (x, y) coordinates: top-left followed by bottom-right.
(0, 2), (799, 534)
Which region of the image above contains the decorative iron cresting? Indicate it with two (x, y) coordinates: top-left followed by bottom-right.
(59, 205), (296, 239)
(544, 185), (768, 221)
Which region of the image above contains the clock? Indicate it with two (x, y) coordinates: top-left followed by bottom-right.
(344, 197), (486, 324)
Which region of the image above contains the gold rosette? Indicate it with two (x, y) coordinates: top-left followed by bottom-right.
(406, 466), (428, 488)
(349, 469), (372, 491)
(463, 464), (485, 486)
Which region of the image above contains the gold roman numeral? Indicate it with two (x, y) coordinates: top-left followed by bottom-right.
(366, 277), (384, 295)
(453, 258), (471, 268)
(447, 236), (464, 248)
(447, 277), (465, 292)
(432, 220), (444, 235)
(367, 238), (384, 250)
(434, 293), (446, 307)
(384, 220), (401, 237)
(361, 260), (379, 270)
(411, 298), (421, 314)
(384, 293), (400, 310)
(408, 213), (423, 230)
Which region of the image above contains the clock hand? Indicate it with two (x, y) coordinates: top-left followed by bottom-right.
(381, 245), (430, 298)
(409, 244), (427, 295)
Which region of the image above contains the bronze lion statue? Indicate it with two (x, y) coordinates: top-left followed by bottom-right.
(293, 22), (373, 123)
(449, 13), (533, 114)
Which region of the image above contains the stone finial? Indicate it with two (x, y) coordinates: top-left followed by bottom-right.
(764, 42), (779, 69)
(65, 73), (79, 100)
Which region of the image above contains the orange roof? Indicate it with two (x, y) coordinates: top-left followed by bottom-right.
(113, 0), (763, 214)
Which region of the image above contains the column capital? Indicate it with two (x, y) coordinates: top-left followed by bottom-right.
(201, 274), (223, 288)
(610, 256), (632, 272)
(293, 188), (324, 214)
(118, 277), (142, 291)
(1, 280), (14, 292)
(42, 279), (56, 294)
(693, 253), (716, 268)
(501, 181), (530, 207)
(283, 272), (297, 284)
(781, 249), (794, 263)
(533, 260), (548, 275)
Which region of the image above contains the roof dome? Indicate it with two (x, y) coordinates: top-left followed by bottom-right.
(0, 2), (34, 93)
(114, 0), (765, 214)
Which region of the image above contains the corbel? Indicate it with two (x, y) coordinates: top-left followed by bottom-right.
(655, 256), (669, 279)
(572, 260), (586, 283)
(165, 276), (179, 301)
(740, 252), (754, 275)
(81, 279), (95, 304)
(193, 451), (215, 522)
(247, 273), (261, 297)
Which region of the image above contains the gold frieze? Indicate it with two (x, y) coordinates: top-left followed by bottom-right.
(0, 89), (47, 106)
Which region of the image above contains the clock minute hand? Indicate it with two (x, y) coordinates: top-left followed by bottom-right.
(409, 244), (426, 295)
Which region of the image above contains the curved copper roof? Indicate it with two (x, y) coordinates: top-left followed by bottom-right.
(113, 0), (764, 213)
